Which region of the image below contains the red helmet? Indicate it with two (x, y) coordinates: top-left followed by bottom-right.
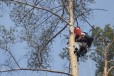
(74, 27), (81, 36)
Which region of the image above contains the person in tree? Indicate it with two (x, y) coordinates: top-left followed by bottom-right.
(74, 26), (94, 59)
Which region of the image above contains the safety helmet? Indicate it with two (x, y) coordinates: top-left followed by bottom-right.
(74, 27), (81, 36)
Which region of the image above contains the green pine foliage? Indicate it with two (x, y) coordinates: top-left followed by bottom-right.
(91, 24), (114, 76)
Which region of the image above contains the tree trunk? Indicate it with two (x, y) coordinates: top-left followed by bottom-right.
(68, 0), (78, 76)
(103, 49), (108, 76)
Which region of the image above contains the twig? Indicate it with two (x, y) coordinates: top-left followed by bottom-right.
(5, 50), (21, 68)
(108, 60), (114, 63)
(13, 0), (70, 25)
(4, 38), (21, 68)
(33, 8), (62, 29)
(19, 0), (43, 22)
(89, 49), (104, 55)
(91, 8), (108, 11)
(40, 24), (67, 52)
(107, 66), (114, 75)
(106, 39), (114, 51)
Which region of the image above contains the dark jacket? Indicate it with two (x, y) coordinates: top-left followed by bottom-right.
(75, 33), (94, 48)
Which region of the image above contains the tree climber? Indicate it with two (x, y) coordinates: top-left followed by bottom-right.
(74, 26), (94, 59)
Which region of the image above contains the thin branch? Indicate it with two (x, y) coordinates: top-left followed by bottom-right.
(108, 60), (114, 63)
(5, 50), (21, 68)
(74, 7), (97, 31)
(106, 39), (114, 75)
(20, 3), (62, 24)
(0, 68), (72, 76)
(40, 24), (67, 52)
(106, 39), (114, 51)
(33, 8), (62, 29)
(81, 15), (96, 31)
(13, 0), (70, 25)
(4, 37), (21, 68)
(107, 66), (114, 75)
(89, 49), (104, 55)
(19, 0), (43, 22)
(91, 8), (108, 11)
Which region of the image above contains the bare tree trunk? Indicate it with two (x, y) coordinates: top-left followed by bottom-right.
(103, 39), (114, 76)
(103, 49), (108, 76)
(68, 0), (78, 76)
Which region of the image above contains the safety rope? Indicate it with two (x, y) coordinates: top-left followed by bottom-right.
(76, 18), (79, 27)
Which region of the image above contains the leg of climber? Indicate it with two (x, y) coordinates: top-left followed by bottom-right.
(74, 42), (83, 61)
(80, 47), (87, 56)
(77, 42), (88, 56)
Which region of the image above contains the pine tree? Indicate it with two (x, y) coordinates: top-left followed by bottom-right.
(91, 24), (114, 76)
(0, 0), (94, 76)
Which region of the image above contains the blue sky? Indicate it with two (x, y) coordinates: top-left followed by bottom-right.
(90, 0), (114, 26)
(0, 0), (114, 76)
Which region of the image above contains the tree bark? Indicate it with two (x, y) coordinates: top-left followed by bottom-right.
(68, 0), (78, 76)
(103, 49), (108, 76)
(103, 39), (114, 76)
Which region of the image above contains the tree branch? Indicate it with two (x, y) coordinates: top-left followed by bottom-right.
(3, 38), (21, 68)
(5, 49), (21, 68)
(12, 0), (70, 55)
(33, 8), (62, 29)
(13, 0), (70, 25)
(19, 0), (43, 22)
(89, 49), (104, 55)
(91, 8), (108, 11)
(108, 60), (114, 63)
(107, 66), (114, 75)
(40, 24), (67, 52)
(0, 68), (72, 76)
(106, 39), (114, 51)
